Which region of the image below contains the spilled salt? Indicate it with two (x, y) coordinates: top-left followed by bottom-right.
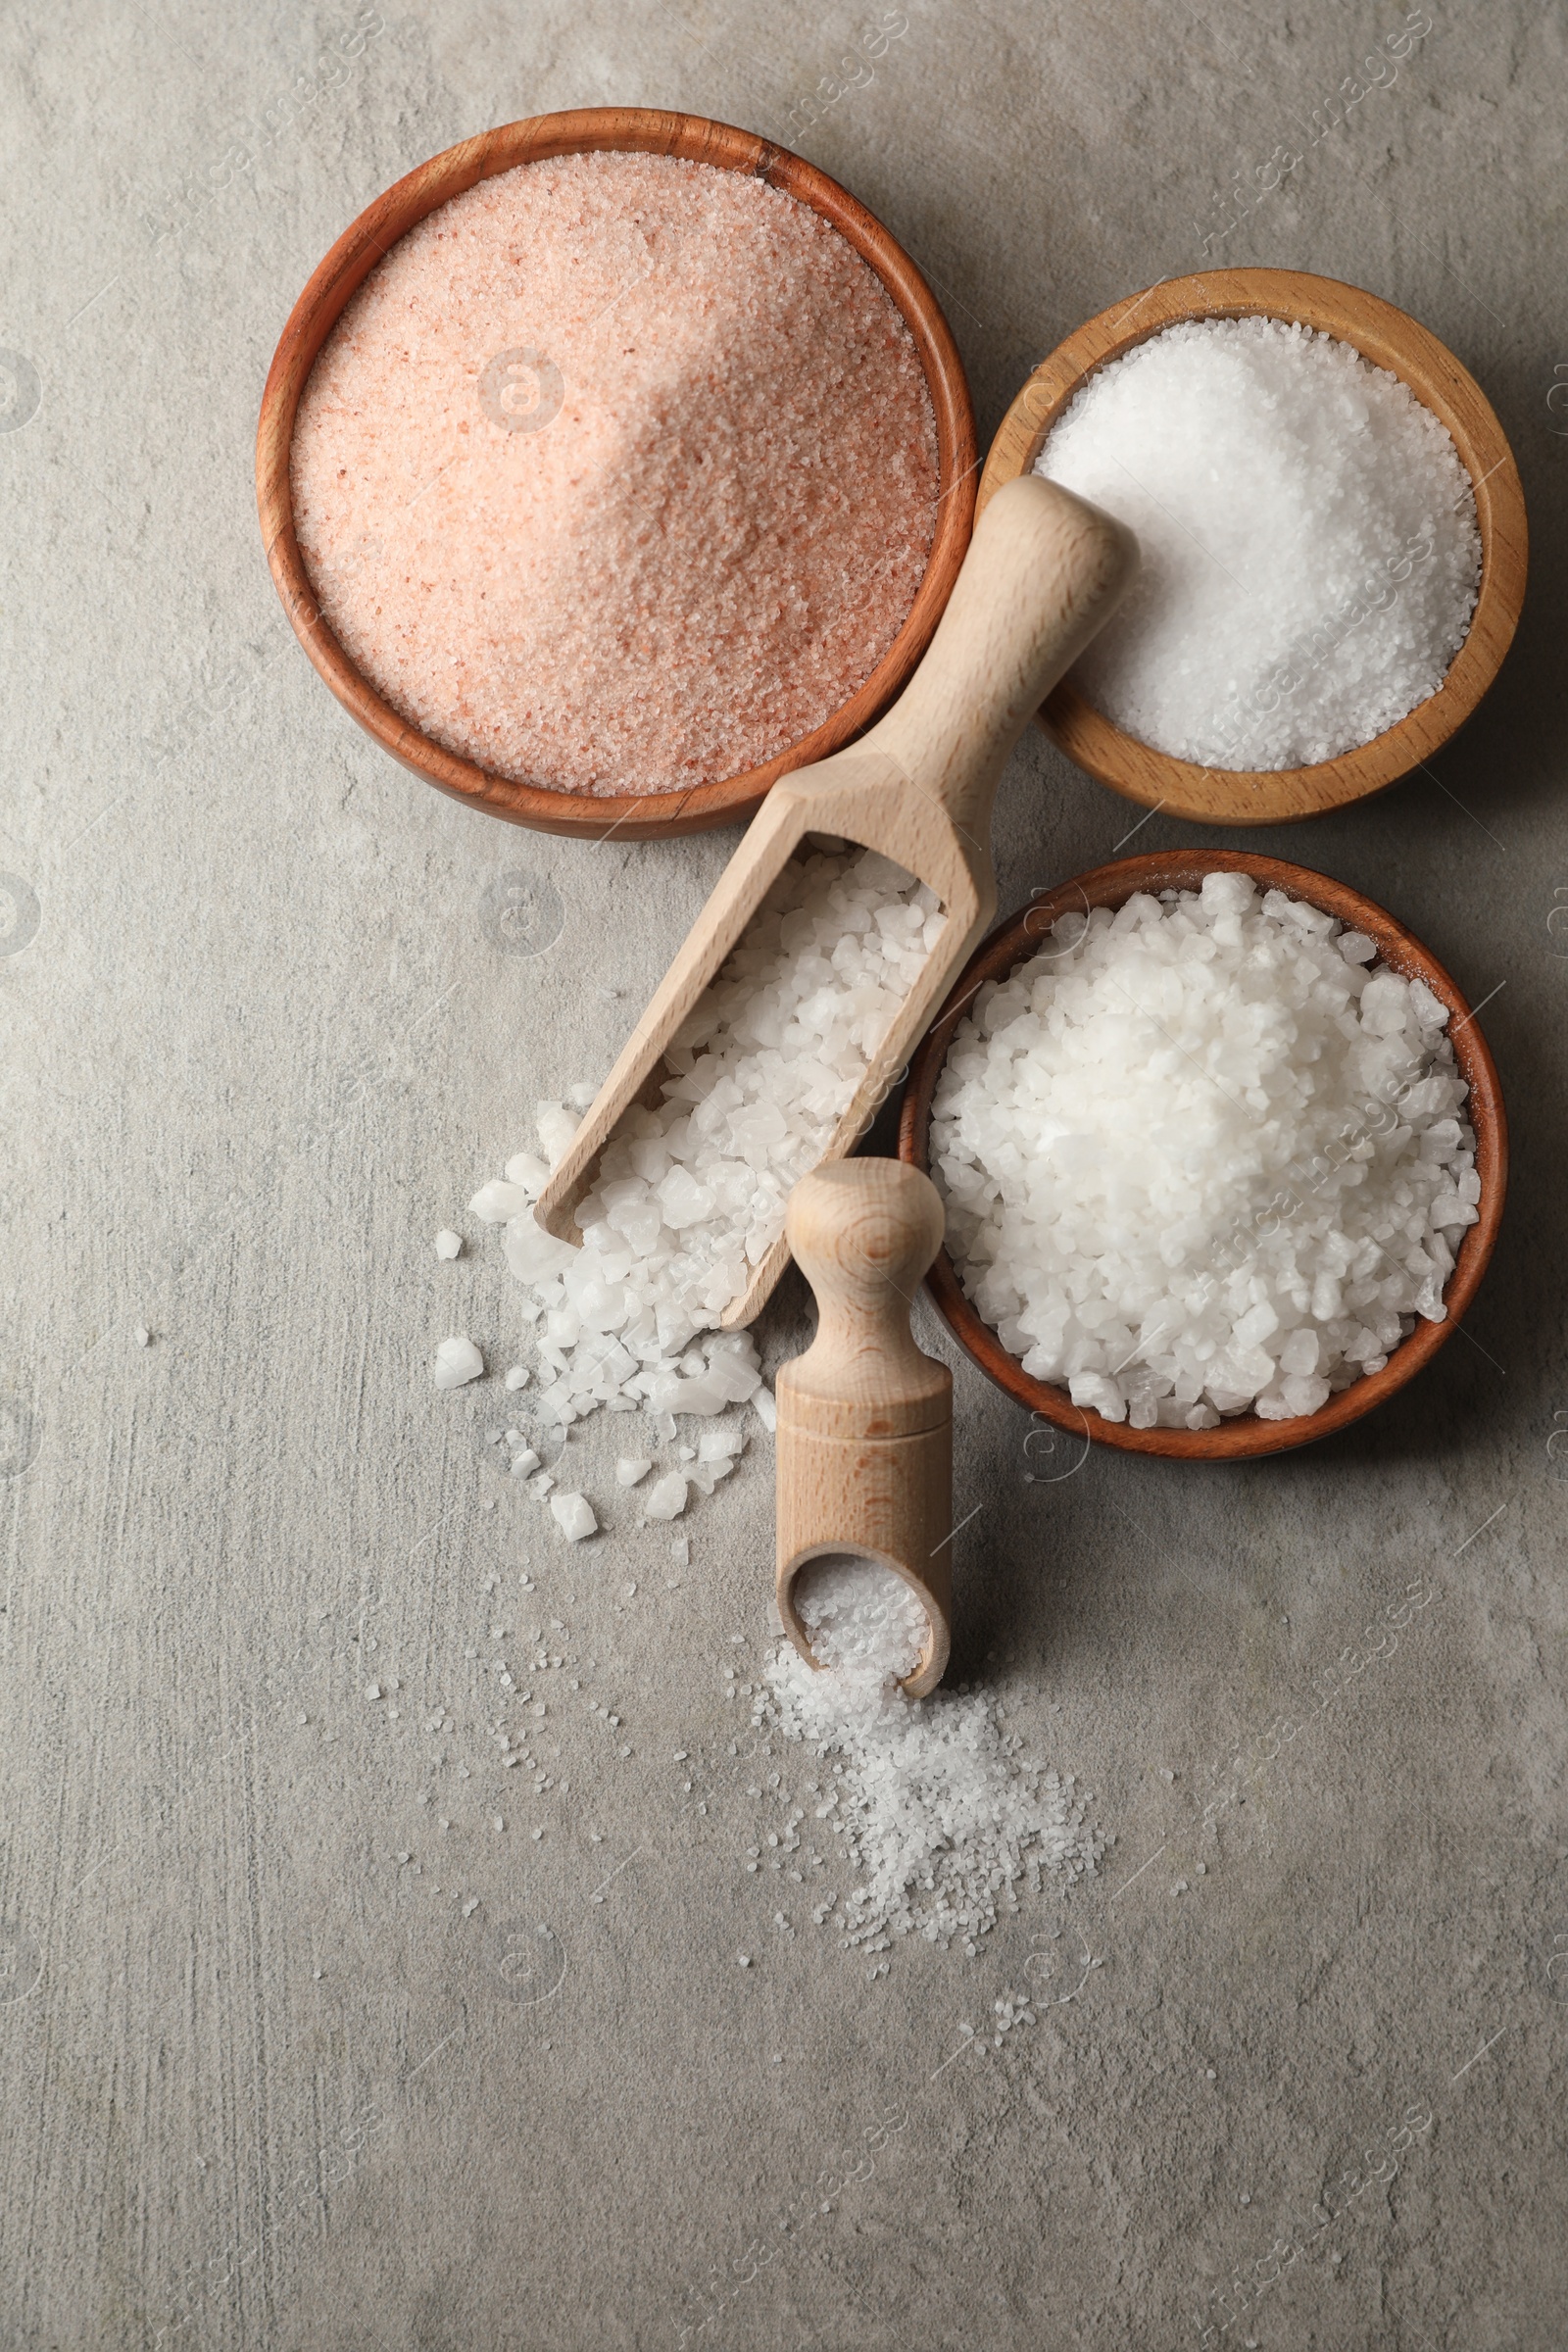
(480, 847), (943, 1428)
(762, 1555), (1099, 1951)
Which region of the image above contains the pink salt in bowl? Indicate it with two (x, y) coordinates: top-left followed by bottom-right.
(256, 108), (977, 841)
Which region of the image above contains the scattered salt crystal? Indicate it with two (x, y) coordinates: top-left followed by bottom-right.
(366, 1685), (382, 1701)
(698, 1428), (744, 1462)
(931, 872), (1477, 1425)
(1035, 316), (1482, 768)
(615, 1457), (653, 1487)
(754, 1387), (777, 1434)
(644, 1473), (688, 1522)
(504, 1365), (530, 1392)
(549, 1491), (596, 1542)
(486, 850), (940, 1444)
(434, 1228), (463, 1260)
(431, 1336), (484, 1390)
(134, 1325), (151, 1348)
(509, 1448), (540, 1479)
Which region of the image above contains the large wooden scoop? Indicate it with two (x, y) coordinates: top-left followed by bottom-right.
(535, 474), (1136, 1326)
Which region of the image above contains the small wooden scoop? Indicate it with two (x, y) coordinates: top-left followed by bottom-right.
(775, 1159), (953, 1699)
(535, 474), (1136, 1325)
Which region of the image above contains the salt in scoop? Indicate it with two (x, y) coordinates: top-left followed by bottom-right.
(534, 473), (1136, 1325)
(774, 1158), (954, 1699)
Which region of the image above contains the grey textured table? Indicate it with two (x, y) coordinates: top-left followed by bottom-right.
(3, 5), (1565, 2347)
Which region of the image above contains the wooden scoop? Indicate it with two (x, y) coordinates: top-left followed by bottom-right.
(535, 473), (1136, 1325)
(774, 1158), (954, 1699)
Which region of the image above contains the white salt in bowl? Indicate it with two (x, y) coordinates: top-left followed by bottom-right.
(898, 850), (1506, 1463)
(257, 108), (976, 841)
(979, 270), (1527, 827)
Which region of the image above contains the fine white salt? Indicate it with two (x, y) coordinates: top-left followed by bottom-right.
(1035, 316), (1482, 768)
(794, 1551), (929, 1679)
(930, 872), (1479, 1427)
(431, 1335), (484, 1390)
(479, 847), (943, 1430)
(764, 1554), (1099, 1950)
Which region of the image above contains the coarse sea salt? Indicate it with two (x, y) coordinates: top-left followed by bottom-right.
(477, 848), (943, 1437)
(1034, 316), (1481, 768)
(292, 151), (939, 798)
(929, 871), (1479, 1428)
(431, 1335), (484, 1389)
(762, 1554), (1098, 1951)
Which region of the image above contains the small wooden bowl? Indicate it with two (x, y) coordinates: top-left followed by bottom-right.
(978, 270), (1528, 826)
(898, 850), (1507, 1462)
(257, 108), (977, 842)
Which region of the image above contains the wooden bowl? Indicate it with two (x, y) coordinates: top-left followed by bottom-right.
(898, 850), (1507, 1461)
(977, 270), (1528, 826)
(256, 108), (976, 842)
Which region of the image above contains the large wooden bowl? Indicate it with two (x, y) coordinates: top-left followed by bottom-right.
(898, 851), (1507, 1462)
(978, 270), (1527, 826)
(257, 108), (976, 841)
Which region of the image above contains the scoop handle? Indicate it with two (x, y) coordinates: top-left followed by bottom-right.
(775, 1160), (954, 1698)
(868, 472), (1136, 841)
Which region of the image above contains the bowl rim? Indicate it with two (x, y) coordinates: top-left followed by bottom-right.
(976, 267), (1528, 827)
(897, 848), (1507, 1461)
(256, 106), (977, 842)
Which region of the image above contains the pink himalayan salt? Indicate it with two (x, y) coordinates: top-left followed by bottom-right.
(290, 151), (940, 797)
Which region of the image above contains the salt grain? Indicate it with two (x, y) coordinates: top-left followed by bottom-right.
(1035, 316), (1481, 768)
(292, 152), (938, 798)
(644, 1473), (688, 1523)
(931, 872), (1477, 1425)
(431, 1335), (484, 1390)
(549, 1492), (597, 1543)
(434, 1228), (463, 1260)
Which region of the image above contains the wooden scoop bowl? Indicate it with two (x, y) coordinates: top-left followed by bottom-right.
(775, 1160), (954, 1699)
(533, 473), (1137, 1327)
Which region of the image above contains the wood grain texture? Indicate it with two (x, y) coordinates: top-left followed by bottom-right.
(976, 268), (1529, 824)
(899, 850), (1508, 1462)
(775, 1161), (953, 1697)
(533, 474), (1137, 1328)
(255, 107), (977, 842)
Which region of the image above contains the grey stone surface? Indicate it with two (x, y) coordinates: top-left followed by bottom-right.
(2, 3), (1565, 2346)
